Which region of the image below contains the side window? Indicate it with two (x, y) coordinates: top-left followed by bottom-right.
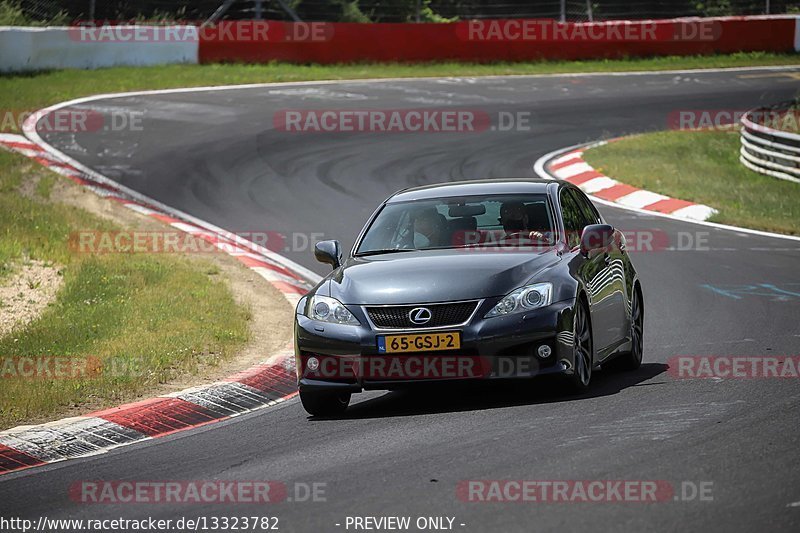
(570, 188), (602, 226)
(559, 189), (584, 249)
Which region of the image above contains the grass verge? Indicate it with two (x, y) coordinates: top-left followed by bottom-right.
(0, 149), (249, 429)
(1, 52), (798, 132)
(582, 130), (800, 235)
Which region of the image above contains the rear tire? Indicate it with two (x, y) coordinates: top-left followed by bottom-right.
(618, 286), (644, 371)
(566, 299), (593, 393)
(299, 390), (351, 416)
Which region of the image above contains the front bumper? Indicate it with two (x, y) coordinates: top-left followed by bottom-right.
(295, 298), (576, 392)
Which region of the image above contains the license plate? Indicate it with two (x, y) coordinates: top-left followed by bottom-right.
(377, 332), (461, 354)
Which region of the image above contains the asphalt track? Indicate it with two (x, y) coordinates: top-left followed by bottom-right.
(2, 67), (800, 532)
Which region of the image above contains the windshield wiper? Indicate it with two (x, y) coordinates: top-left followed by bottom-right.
(355, 248), (417, 257)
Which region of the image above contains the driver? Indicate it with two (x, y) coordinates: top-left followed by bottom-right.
(499, 201), (546, 243)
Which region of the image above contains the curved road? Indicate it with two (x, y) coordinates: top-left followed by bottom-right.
(2, 67), (800, 532)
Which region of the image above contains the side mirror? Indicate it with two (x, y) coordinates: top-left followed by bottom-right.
(315, 240), (342, 269)
(580, 224), (614, 256)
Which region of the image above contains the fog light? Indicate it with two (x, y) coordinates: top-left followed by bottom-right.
(537, 345), (552, 358)
(306, 357), (320, 372)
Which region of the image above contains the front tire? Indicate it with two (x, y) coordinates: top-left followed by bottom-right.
(566, 299), (593, 393)
(618, 286), (644, 371)
(300, 390), (351, 416)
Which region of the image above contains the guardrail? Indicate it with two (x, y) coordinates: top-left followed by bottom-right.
(0, 26), (199, 73)
(740, 106), (800, 184)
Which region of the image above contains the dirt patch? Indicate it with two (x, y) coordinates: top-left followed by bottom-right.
(0, 260), (63, 339)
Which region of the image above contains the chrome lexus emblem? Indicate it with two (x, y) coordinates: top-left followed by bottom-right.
(409, 307), (432, 325)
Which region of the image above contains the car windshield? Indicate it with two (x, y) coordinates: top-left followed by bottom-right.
(356, 194), (556, 255)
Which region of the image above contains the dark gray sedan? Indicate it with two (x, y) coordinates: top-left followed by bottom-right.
(294, 179), (644, 416)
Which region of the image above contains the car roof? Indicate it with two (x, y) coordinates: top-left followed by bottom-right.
(387, 178), (557, 203)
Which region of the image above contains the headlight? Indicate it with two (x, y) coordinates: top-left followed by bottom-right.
(485, 283), (553, 318)
(306, 295), (360, 325)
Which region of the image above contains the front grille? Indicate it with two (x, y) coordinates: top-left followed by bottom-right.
(366, 301), (479, 329)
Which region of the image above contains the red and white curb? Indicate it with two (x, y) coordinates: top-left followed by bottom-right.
(546, 140), (718, 222)
(0, 132), (318, 476)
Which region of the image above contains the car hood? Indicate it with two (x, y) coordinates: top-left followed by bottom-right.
(326, 249), (561, 305)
